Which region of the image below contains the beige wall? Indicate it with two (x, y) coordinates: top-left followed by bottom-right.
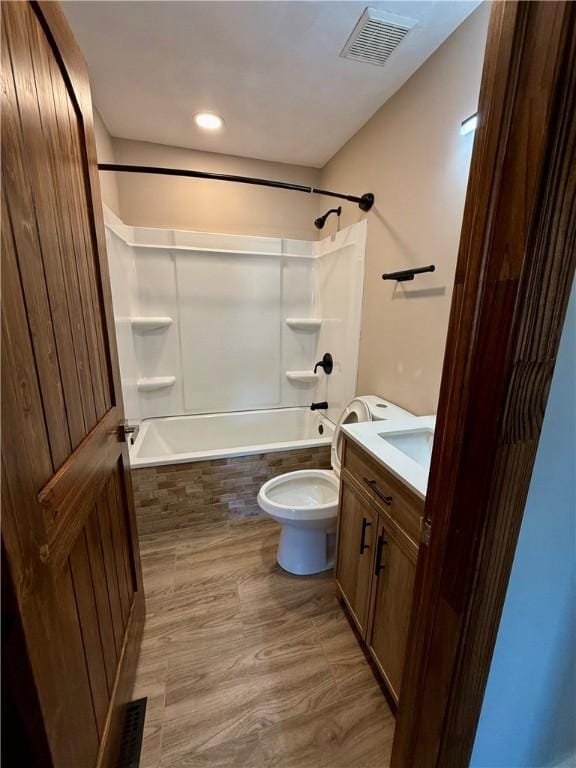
(319, 4), (490, 415)
(93, 108), (120, 216)
(110, 139), (319, 240)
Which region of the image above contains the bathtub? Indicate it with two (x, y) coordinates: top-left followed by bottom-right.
(130, 407), (334, 469)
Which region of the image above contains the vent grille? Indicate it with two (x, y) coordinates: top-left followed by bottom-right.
(341, 8), (417, 67)
(116, 698), (147, 768)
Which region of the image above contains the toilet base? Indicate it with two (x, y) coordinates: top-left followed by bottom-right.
(277, 524), (334, 575)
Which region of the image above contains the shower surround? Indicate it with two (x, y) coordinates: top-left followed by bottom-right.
(104, 207), (366, 533)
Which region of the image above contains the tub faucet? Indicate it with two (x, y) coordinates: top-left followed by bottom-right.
(310, 401), (328, 411)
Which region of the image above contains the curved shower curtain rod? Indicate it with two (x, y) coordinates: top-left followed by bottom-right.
(97, 163), (375, 212)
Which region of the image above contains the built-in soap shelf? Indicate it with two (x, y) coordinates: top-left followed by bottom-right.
(137, 376), (176, 392)
(285, 371), (320, 385)
(285, 318), (322, 331)
(130, 316), (173, 332)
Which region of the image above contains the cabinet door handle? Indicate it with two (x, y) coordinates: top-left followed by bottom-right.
(363, 477), (392, 506)
(359, 517), (371, 554)
(374, 534), (386, 576)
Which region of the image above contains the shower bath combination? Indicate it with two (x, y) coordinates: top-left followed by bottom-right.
(110, 209), (369, 554)
(104, 205), (367, 430)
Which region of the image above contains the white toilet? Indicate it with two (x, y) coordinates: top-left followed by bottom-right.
(257, 396), (414, 575)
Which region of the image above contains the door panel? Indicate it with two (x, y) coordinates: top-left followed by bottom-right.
(85, 508), (119, 690)
(335, 478), (377, 635)
(367, 518), (417, 701)
(1, 2), (144, 766)
(95, 492), (126, 655)
(7, 0), (112, 440)
(69, 530), (111, 738)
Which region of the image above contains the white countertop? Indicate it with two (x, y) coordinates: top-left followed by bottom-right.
(341, 415), (436, 500)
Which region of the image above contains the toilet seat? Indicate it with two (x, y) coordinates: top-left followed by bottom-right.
(257, 469), (338, 522)
(330, 397), (371, 477)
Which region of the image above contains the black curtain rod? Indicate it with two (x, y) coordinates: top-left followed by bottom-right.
(98, 163), (375, 211)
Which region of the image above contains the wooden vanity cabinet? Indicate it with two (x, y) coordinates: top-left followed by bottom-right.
(334, 480), (378, 635)
(366, 516), (418, 700)
(335, 436), (423, 704)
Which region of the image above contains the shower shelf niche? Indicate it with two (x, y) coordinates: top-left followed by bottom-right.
(137, 376), (176, 392)
(285, 371), (320, 385)
(285, 318), (322, 331)
(130, 316), (173, 331)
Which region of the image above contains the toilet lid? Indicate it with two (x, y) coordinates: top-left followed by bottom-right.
(331, 398), (372, 475)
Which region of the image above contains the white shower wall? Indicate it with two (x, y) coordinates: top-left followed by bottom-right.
(105, 211), (141, 420)
(314, 223), (366, 425)
(104, 206), (366, 424)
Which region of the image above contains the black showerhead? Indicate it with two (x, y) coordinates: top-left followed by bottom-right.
(314, 206), (342, 230)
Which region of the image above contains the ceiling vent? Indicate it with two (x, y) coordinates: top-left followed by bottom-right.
(341, 8), (417, 67)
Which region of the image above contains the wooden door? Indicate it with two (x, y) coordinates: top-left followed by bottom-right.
(1, 3), (144, 767)
(367, 518), (417, 702)
(335, 478), (377, 635)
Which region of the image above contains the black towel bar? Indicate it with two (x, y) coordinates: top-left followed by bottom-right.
(382, 265), (436, 282)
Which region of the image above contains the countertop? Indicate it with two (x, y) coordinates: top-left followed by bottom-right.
(341, 415), (436, 500)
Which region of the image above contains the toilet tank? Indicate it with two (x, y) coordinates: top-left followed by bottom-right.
(362, 395), (415, 422)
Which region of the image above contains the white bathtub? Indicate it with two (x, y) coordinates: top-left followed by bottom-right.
(129, 407), (334, 468)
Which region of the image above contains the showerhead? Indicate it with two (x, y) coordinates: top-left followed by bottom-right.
(314, 206), (342, 230)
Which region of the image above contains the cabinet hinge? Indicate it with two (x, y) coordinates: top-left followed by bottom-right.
(421, 519), (432, 546)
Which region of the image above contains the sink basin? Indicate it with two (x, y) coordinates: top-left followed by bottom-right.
(379, 428), (434, 471)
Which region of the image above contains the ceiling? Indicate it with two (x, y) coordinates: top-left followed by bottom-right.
(63, 1), (481, 168)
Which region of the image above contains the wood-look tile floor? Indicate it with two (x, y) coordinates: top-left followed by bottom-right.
(133, 515), (394, 767)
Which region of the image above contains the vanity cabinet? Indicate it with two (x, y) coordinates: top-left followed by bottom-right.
(335, 481), (378, 635)
(335, 436), (423, 703)
(366, 517), (417, 700)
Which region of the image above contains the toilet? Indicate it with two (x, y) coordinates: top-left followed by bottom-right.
(257, 396), (414, 575)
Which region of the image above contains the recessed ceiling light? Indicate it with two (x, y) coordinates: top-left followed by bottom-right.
(194, 112), (224, 131)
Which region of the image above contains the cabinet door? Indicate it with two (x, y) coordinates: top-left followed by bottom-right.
(367, 519), (417, 701)
(335, 478), (377, 635)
